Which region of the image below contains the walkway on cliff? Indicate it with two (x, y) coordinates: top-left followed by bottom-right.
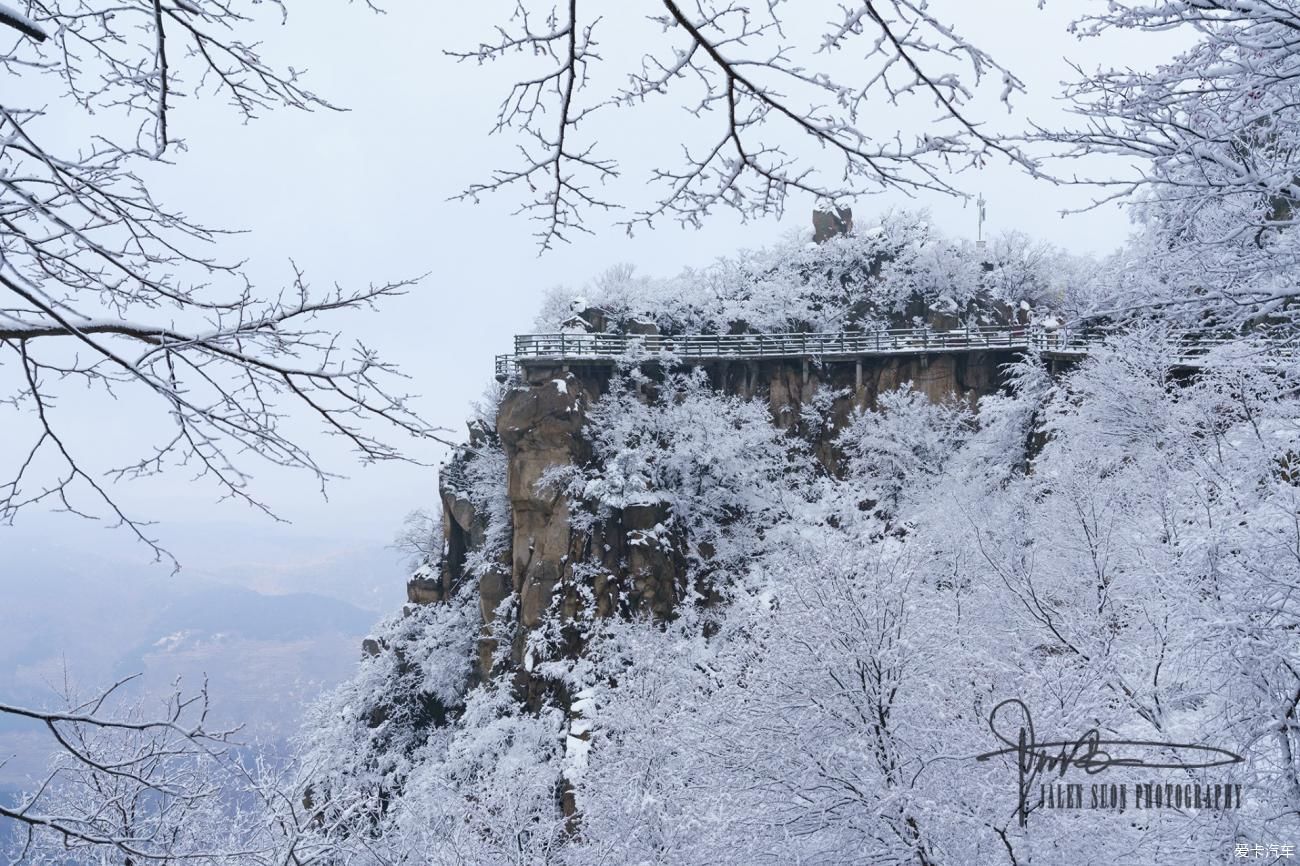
(494, 325), (1283, 381)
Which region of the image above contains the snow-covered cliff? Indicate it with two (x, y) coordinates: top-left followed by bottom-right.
(295, 215), (1296, 865)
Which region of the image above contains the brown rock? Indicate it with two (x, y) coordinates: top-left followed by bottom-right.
(812, 207), (853, 243)
(407, 577), (443, 605)
(498, 379), (588, 639)
(626, 319), (659, 336)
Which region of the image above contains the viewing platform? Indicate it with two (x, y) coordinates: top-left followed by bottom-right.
(493, 325), (1281, 382)
(495, 326), (1093, 382)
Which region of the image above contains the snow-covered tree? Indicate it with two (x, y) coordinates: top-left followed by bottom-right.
(535, 211), (1091, 336)
(0, 677), (317, 864)
(553, 366), (811, 582)
(1048, 1), (1300, 328)
(838, 383), (974, 526)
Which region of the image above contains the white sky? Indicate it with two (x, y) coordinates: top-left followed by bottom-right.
(5, 1), (1182, 588)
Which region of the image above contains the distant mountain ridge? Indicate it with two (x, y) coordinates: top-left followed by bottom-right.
(0, 530), (389, 800)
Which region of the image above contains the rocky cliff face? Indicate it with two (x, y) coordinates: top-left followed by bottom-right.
(410, 349), (1020, 700)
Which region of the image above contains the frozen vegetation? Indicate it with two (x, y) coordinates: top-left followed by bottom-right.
(281, 224), (1300, 863)
(7, 1), (1300, 863)
(531, 212), (1101, 336)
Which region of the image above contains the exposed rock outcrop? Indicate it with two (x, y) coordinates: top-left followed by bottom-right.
(411, 348), (1020, 689)
(497, 374), (590, 632)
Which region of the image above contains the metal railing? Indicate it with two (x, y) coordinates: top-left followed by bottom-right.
(511, 325), (1061, 360)
(494, 326), (1289, 380)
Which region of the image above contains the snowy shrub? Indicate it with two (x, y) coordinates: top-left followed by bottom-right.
(838, 383), (974, 524)
(535, 210), (1096, 335)
(296, 589), (478, 834)
(294, 213), (1300, 866)
(552, 367), (813, 579)
(460, 437), (511, 579)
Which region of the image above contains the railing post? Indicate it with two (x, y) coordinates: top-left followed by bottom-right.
(501, 323), (1196, 377)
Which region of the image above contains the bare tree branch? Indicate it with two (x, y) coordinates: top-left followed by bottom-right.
(0, 1), (449, 564)
(451, 1), (1035, 250)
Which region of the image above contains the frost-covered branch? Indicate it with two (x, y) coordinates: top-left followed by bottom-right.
(0, 677), (247, 863)
(0, 1), (447, 563)
(1035, 1), (1300, 326)
(452, 1), (1034, 249)
(1, 674), (380, 864)
(0, 2), (45, 41)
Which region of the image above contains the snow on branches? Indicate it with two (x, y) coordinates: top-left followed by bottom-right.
(451, 1), (1034, 249)
(1045, 0), (1300, 326)
(0, 2), (445, 564)
(297, 329), (1299, 863)
(534, 211), (1098, 336)
(552, 366), (811, 580)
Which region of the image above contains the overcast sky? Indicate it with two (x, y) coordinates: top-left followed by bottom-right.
(6, 1), (1182, 593)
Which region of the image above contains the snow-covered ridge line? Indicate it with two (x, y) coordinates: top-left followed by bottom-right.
(495, 326), (1282, 381)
